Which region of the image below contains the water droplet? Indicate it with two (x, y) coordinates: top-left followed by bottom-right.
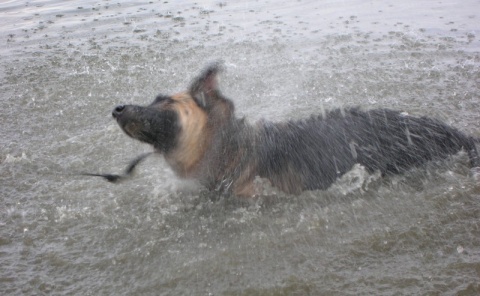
(457, 245), (464, 254)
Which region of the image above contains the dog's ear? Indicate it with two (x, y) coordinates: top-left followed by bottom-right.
(189, 62), (223, 110)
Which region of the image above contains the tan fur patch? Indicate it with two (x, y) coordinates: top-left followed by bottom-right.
(232, 163), (257, 197)
(164, 92), (211, 177)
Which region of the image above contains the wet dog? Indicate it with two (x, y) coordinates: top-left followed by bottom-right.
(86, 63), (479, 196)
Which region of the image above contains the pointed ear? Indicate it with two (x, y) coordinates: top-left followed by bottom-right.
(189, 62), (223, 109)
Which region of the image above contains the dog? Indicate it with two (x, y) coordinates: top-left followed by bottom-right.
(85, 63), (479, 197)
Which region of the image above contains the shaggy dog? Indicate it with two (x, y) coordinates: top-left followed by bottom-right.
(85, 63), (479, 196)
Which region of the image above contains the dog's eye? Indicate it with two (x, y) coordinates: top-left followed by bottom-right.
(151, 95), (170, 105)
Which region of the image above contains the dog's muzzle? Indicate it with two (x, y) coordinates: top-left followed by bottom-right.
(112, 105), (126, 118)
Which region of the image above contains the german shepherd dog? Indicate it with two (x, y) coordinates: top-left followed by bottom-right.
(85, 63), (479, 196)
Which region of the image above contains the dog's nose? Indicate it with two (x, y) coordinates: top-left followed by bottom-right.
(112, 105), (125, 118)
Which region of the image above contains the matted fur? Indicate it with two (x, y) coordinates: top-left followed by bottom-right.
(110, 63), (479, 197)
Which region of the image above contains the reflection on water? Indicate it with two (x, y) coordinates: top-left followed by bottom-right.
(1, 0), (479, 295)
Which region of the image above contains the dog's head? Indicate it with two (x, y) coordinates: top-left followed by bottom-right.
(112, 63), (234, 174)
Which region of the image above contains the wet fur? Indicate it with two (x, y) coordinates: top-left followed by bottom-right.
(108, 63), (479, 197)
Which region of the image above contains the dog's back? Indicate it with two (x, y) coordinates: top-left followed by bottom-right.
(254, 108), (479, 193)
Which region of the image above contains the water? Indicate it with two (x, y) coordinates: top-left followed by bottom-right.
(1, 0), (480, 295)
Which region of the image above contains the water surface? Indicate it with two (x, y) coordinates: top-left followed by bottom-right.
(1, 0), (480, 295)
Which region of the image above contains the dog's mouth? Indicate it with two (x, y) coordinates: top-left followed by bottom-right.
(112, 105), (148, 141)
(112, 104), (179, 152)
(117, 119), (155, 145)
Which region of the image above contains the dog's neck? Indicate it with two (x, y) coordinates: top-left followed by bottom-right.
(192, 118), (256, 190)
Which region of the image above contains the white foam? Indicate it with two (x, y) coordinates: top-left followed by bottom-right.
(4, 152), (29, 163)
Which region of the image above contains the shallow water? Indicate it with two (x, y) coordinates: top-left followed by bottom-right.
(1, 0), (480, 295)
